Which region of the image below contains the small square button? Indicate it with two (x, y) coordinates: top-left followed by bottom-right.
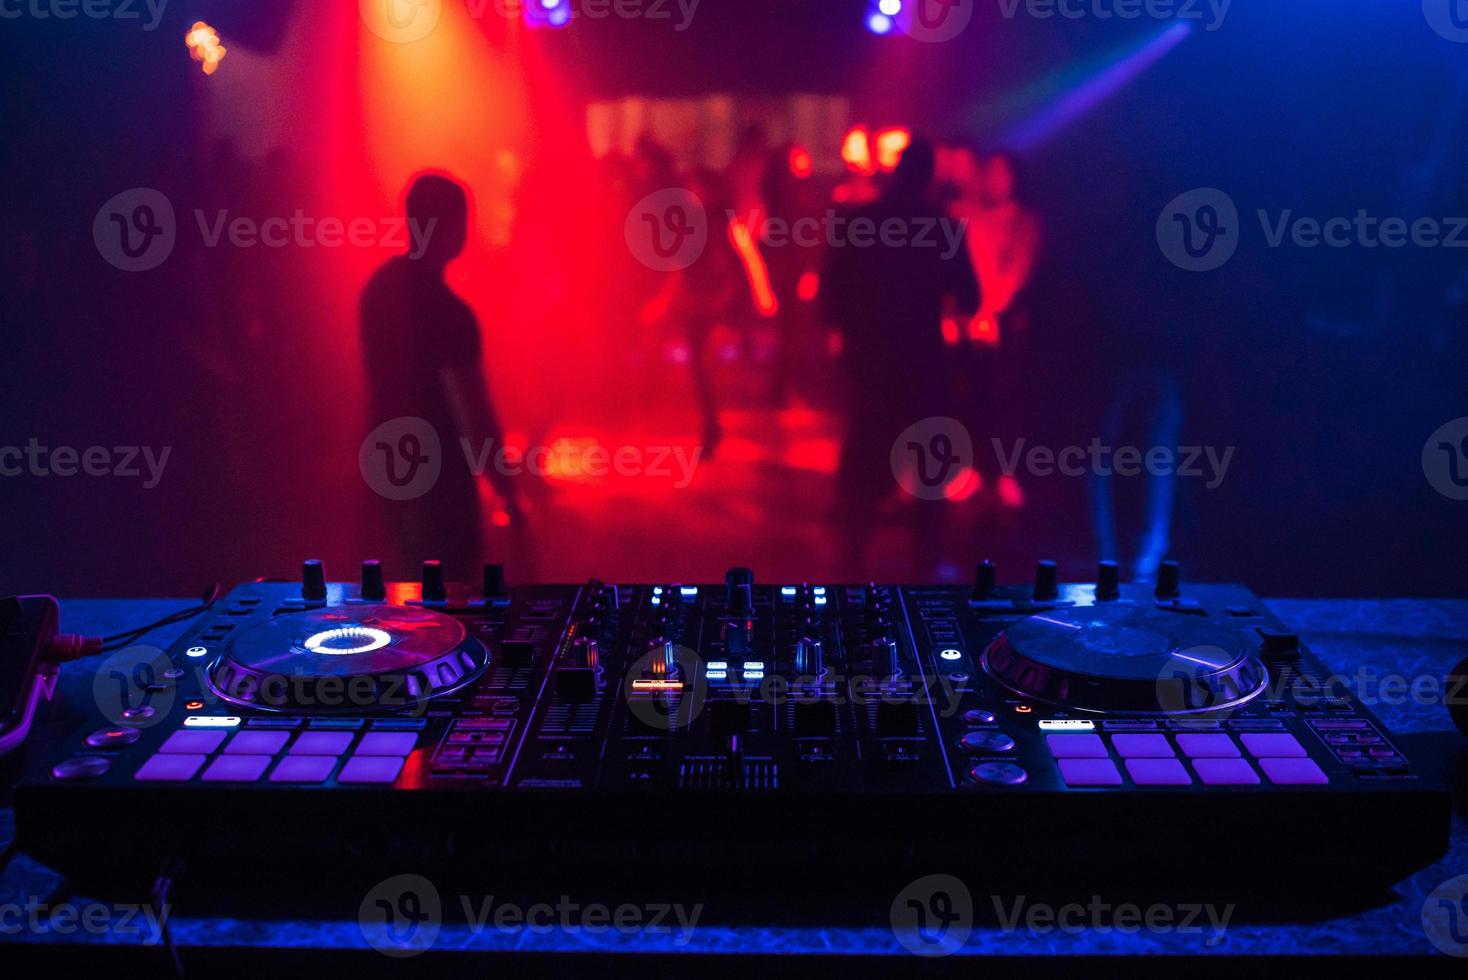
(1057, 758), (1123, 786)
(159, 730), (226, 755)
(135, 753), (207, 782)
(1046, 734), (1109, 758)
(356, 732), (418, 757)
(224, 731), (290, 756)
(290, 732), (354, 756)
(337, 756), (405, 784)
(1259, 757), (1328, 785)
(202, 755), (272, 782)
(1176, 734), (1240, 758)
(269, 756), (338, 783)
(1240, 733), (1306, 758)
(1125, 758), (1192, 786)
(1112, 734), (1173, 758)
(1193, 758), (1260, 785)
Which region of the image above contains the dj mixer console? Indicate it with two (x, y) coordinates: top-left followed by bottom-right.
(15, 559), (1450, 893)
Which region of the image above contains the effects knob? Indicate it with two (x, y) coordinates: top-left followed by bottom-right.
(1155, 560), (1181, 599)
(421, 560), (447, 603)
(301, 560), (327, 602)
(1095, 560), (1120, 601)
(871, 637), (901, 680)
(482, 563), (507, 598)
(1033, 560), (1059, 602)
(360, 560), (386, 601)
(972, 560), (997, 601)
(795, 637), (825, 677)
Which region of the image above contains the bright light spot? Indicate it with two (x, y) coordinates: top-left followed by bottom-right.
(781, 586), (797, 596)
(797, 270), (820, 302)
(728, 219), (780, 317)
(841, 127), (875, 176)
(943, 465), (983, 503)
(680, 586), (699, 597)
(867, 12), (893, 34)
(967, 314), (1001, 346)
(788, 145), (813, 179)
(940, 648), (963, 661)
(303, 627), (393, 656)
(743, 661), (765, 671)
(879, 0), (902, 14)
(184, 21), (226, 76)
(707, 661), (729, 671)
(186, 646), (208, 658)
(813, 587), (827, 596)
(998, 474), (1026, 509)
(875, 127), (912, 172)
(814, 596), (828, 606)
(941, 317), (961, 346)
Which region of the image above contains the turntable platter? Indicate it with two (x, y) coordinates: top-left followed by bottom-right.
(207, 605), (486, 713)
(982, 605), (1267, 714)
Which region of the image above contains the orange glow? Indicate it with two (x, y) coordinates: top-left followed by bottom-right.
(185, 21), (227, 76)
(631, 679), (685, 692)
(874, 127), (911, 171)
(966, 314), (1001, 346)
(788, 145), (813, 179)
(728, 219), (780, 317)
(840, 126), (875, 176)
(1015, 704), (1033, 714)
(796, 270), (819, 302)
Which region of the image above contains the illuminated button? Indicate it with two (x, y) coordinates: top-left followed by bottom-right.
(959, 730), (1015, 754)
(135, 753), (207, 781)
(969, 762), (1028, 786)
(1240, 733), (1306, 758)
(86, 727), (142, 749)
(184, 716), (241, 728)
(269, 756), (337, 783)
(52, 756), (112, 781)
(356, 732), (418, 756)
(1259, 757), (1328, 785)
(1125, 758), (1192, 785)
(186, 646), (208, 658)
(290, 732), (354, 755)
(1038, 719), (1095, 732)
(202, 755), (272, 782)
(1192, 758), (1260, 785)
(963, 709), (997, 725)
(1111, 734), (1174, 759)
(337, 755), (405, 784)
(939, 649), (962, 661)
(224, 731), (290, 756)
(1176, 733), (1239, 758)
(160, 730), (227, 754)
(1057, 758), (1123, 786)
(1046, 733), (1108, 758)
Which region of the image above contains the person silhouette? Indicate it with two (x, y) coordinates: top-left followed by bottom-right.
(360, 173), (520, 579)
(821, 139), (980, 579)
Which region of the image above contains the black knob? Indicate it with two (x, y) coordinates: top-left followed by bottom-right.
(972, 560), (997, 601)
(421, 560), (447, 603)
(302, 560), (326, 602)
(482, 563), (506, 598)
(1096, 560), (1120, 601)
(1155, 560), (1181, 599)
(1033, 560), (1059, 602)
(360, 560), (386, 601)
(1449, 657), (1468, 739)
(725, 567), (754, 610)
(795, 637), (825, 677)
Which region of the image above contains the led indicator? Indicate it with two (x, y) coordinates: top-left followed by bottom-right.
(186, 646), (208, 658)
(303, 626), (392, 656)
(939, 648), (963, 661)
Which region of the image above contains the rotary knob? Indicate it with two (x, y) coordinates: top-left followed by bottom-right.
(301, 560), (327, 602)
(360, 560), (386, 601)
(1095, 560), (1120, 601)
(421, 560), (447, 603)
(795, 637), (825, 677)
(1033, 560), (1058, 601)
(971, 560), (997, 601)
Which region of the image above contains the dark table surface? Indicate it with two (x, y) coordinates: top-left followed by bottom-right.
(1, 598), (1466, 968)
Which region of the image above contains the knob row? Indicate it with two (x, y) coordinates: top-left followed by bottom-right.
(299, 560), (509, 602)
(972, 559), (1183, 601)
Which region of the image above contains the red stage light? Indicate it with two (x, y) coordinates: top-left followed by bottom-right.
(840, 127), (875, 176)
(788, 145), (813, 179)
(797, 270), (820, 302)
(875, 127), (911, 172)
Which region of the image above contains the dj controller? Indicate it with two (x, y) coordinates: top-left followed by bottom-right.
(14, 559), (1451, 894)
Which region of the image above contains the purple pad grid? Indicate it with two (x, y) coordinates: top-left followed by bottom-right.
(224, 731), (291, 756)
(1046, 734), (1109, 758)
(1192, 758), (1260, 786)
(289, 732), (355, 756)
(1259, 757), (1329, 785)
(135, 754), (207, 781)
(1111, 734), (1174, 758)
(355, 732), (419, 756)
(159, 730), (227, 755)
(1240, 733), (1307, 758)
(1176, 733), (1239, 758)
(1057, 758), (1123, 786)
(202, 755), (272, 782)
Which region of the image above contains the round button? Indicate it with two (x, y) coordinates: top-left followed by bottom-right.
(85, 727), (142, 748)
(121, 706), (156, 721)
(963, 709), (997, 725)
(959, 730), (1016, 754)
(53, 756), (113, 781)
(969, 762), (1028, 786)
(164, 668), (185, 679)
